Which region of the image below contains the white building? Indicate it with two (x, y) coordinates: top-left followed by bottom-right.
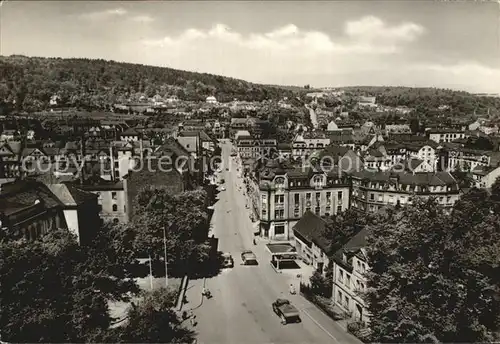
(206, 96), (218, 104)
(472, 165), (500, 189)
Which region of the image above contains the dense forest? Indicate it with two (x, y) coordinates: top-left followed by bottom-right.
(341, 86), (500, 118)
(0, 55), (304, 112)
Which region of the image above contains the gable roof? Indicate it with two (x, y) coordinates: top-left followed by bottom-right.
(292, 211), (330, 253)
(46, 183), (97, 206)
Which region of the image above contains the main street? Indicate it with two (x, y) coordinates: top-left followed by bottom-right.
(185, 141), (361, 344)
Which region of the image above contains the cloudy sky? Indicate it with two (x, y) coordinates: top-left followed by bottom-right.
(1, 1), (499, 93)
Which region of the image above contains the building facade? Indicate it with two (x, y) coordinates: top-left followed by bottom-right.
(259, 163), (350, 240)
(351, 170), (461, 213)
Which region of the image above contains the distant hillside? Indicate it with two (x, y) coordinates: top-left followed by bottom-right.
(339, 86), (500, 117)
(0, 55), (304, 112)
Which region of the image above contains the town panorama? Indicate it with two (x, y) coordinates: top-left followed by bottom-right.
(1, 1), (499, 343)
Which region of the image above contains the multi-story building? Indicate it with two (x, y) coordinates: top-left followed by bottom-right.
(259, 161), (350, 240)
(76, 179), (129, 224)
(292, 211), (330, 272)
(471, 165), (500, 189)
(292, 132), (331, 160)
(351, 170), (461, 213)
(446, 147), (500, 172)
(427, 128), (467, 143)
(236, 133), (277, 159)
(332, 228), (369, 323)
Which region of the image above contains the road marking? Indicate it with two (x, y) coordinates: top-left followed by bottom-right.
(301, 308), (340, 343)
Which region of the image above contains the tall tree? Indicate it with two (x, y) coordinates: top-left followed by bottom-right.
(0, 227), (139, 342)
(116, 288), (194, 343)
(365, 195), (500, 343)
(131, 187), (212, 276)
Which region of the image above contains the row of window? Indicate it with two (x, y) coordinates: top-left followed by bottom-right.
(263, 205), (343, 219)
(269, 191), (344, 204)
(338, 269), (366, 291)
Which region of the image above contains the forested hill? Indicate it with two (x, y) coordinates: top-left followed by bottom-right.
(0, 55), (305, 111)
(340, 86), (500, 117)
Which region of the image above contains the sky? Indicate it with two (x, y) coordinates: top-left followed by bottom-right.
(1, 1), (499, 93)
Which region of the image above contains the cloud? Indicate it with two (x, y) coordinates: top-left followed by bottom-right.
(80, 8), (127, 21)
(142, 17), (424, 56)
(345, 16), (425, 43)
(131, 15), (154, 23)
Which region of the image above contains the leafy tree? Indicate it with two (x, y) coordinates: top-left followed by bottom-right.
(116, 288), (194, 343)
(365, 196), (500, 343)
(0, 227), (139, 342)
(130, 187), (212, 276)
(309, 268), (332, 297)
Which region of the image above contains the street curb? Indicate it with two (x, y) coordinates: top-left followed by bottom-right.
(176, 275), (190, 311)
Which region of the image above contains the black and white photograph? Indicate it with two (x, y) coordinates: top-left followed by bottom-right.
(0, 1), (499, 343)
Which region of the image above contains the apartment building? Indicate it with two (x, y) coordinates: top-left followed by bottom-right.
(259, 161), (350, 240)
(292, 132), (331, 160)
(351, 170), (461, 212)
(332, 229), (369, 323)
(446, 147), (500, 172)
(428, 128), (467, 143)
(236, 133), (277, 159)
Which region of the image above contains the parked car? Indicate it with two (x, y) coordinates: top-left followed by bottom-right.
(241, 250), (258, 265)
(272, 298), (301, 324)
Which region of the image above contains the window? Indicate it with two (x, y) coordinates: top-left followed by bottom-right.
(346, 274), (351, 288)
(275, 225), (285, 235)
(294, 208), (300, 217)
(337, 205), (342, 214)
(315, 192), (320, 203)
(294, 194), (300, 205)
(274, 194), (284, 204)
(262, 209), (267, 217)
(306, 193), (311, 201)
(112, 204), (118, 212)
(344, 295), (349, 307)
(338, 269), (344, 282)
(326, 192), (331, 203)
(262, 194), (267, 204)
(315, 206), (320, 215)
(447, 196), (452, 204)
(274, 209), (284, 219)
(112, 192), (117, 200)
(337, 291), (343, 304)
(370, 193), (374, 201)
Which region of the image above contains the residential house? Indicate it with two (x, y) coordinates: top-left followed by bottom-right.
(471, 165), (500, 189)
(293, 211), (330, 272)
(332, 228), (369, 323)
(206, 96), (217, 104)
(0, 141), (22, 178)
(446, 147), (500, 172)
(0, 129), (19, 142)
(236, 133), (277, 160)
(119, 128), (141, 142)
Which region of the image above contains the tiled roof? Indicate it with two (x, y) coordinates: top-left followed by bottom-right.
(0, 180), (62, 212)
(293, 211), (330, 253)
(46, 183), (97, 206)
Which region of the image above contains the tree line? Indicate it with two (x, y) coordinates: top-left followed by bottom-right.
(0, 55), (301, 112)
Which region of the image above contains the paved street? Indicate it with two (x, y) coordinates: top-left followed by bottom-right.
(185, 141), (361, 344)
